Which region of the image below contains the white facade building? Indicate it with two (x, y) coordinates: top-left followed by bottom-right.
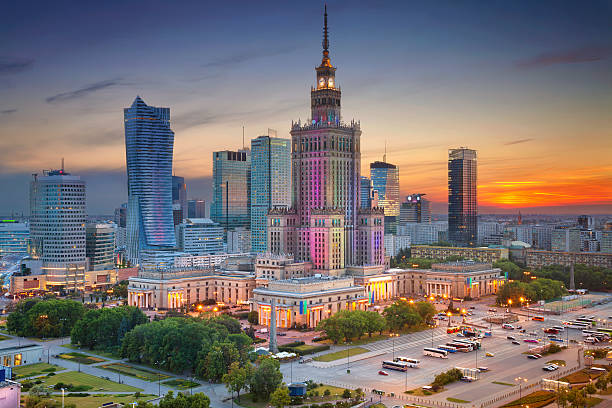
(176, 218), (224, 255)
(384, 234), (411, 257)
(397, 221), (448, 245)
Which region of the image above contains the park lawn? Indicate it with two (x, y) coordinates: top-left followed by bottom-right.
(162, 378), (199, 389)
(447, 397), (470, 403)
(500, 390), (556, 408)
(313, 347), (369, 362)
(57, 352), (106, 365)
(292, 344), (329, 354)
(586, 397), (603, 407)
(492, 381), (515, 387)
(560, 369), (604, 384)
(39, 393), (155, 408)
(13, 362), (64, 379)
(101, 362), (172, 382)
(0, 334), (9, 341)
(39, 371), (142, 392)
(61, 344), (120, 359)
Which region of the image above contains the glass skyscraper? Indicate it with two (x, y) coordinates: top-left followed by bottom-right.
(370, 161), (400, 234)
(211, 149), (251, 232)
(172, 175), (187, 223)
(360, 176), (373, 209)
(0, 220), (29, 257)
(124, 96), (177, 266)
(250, 135), (291, 253)
(448, 148), (477, 246)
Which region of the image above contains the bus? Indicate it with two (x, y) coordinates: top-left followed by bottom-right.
(382, 360), (409, 372)
(448, 342), (472, 352)
(423, 348), (448, 359)
(552, 326), (565, 332)
(576, 317), (595, 324)
(394, 357), (420, 367)
(447, 326), (461, 334)
(438, 345), (458, 353)
(532, 316), (545, 322)
(597, 328), (612, 335)
(566, 321), (589, 330)
(583, 330), (598, 336)
(455, 339), (481, 349)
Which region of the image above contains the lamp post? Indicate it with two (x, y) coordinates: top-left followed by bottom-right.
(61, 388), (65, 408)
(390, 333), (399, 360)
(514, 377), (527, 399)
(447, 312), (452, 328)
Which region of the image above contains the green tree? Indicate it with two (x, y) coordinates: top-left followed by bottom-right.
(269, 385), (291, 408)
(7, 298), (84, 338)
(342, 389), (352, 399)
(414, 301), (436, 322)
(159, 391), (211, 408)
(222, 361), (251, 402)
(317, 314), (343, 344)
(247, 310), (259, 325)
(250, 357), (283, 400)
(383, 300), (422, 331)
(362, 311), (386, 337)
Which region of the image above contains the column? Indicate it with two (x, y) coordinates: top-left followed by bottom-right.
(128, 292), (132, 306)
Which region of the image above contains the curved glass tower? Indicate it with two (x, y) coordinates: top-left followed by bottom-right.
(124, 96), (176, 266)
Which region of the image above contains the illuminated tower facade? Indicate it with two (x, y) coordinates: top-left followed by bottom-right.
(448, 147), (477, 246)
(268, 6), (384, 275)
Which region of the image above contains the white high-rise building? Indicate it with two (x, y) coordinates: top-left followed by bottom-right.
(397, 221), (448, 245)
(30, 168), (86, 292)
(176, 218), (224, 255)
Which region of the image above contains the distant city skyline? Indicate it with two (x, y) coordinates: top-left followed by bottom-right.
(1, 1), (611, 215)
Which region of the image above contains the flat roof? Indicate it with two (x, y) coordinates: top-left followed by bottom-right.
(0, 344), (42, 353)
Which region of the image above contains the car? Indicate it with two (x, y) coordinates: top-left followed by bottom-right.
(524, 339), (539, 343)
(512, 340), (521, 345)
(378, 370), (389, 376)
(486, 352), (494, 357)
(543, 364), (559, 371)
(470, 306), (476, 309)
(477, 366), (490, 372)
(519, 329), (526, 333)
(507, 336), (516, 340)
(516, 325), (522, 329)
(502, 324), (515, 330)
(278, 332), (287, 336)
(529, 332), (538, 336)
(489, 308), (497, 312)
(547, 334), (557, 338)
(550, 337), (564, 342)
(461, 376), (474, 382)
(527, 354), (540, 359)
(298, 358), (312, 364)
(534, 354), (543, 358)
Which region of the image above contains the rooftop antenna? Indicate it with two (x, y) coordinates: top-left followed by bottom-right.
(61, 157), (64, 173)
(242, 125), (245, 150)
(383, 141), (387, 163)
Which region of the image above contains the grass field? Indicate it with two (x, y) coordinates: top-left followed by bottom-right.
(57, 352), (106, 365)
(313, 347), (369, 362)
(101, 362), (172, 382)
(0, 334), (9, 341)
(492, 381), (515, 387)
(236, 385), (347, 408)
(36, 371), (142, 392)
(33, 393), (156, 408)
(13, 362), (64, 379)
(162, 378), (199, 389)
(61, 344), (120, 359)
(447, 397), (470, 403)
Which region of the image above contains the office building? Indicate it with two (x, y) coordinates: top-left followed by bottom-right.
(85, 223), (116, 271)
(29, 168), (87, 292)
(448, 147), (477, 246)
(250, 134), (291, 253)
(384, 234), (411, 257)
(370, 160), (400, 233)
(399, 194), (430, 223)
(0, 220), (29, 257)
(172, 176), (187, 223)
(124, 97), (177, 266)
(577, 215), (593, 230)
(551, 227), (581, 252)
(360, 176), (374, 209)
(187, 199), (206, 219)
(176, 218), (224, 255)
(255, 254), (313, 281)
(601, 231), (612, 254)
(211, 149), (251, 231)
(227, 227), (251, 254)
(397, 221), (447, 245)
(532, 225), (553, 250)
(266, 7), (385, 275)
(526, 250), (612, 269)
(478, 222), (504, 246)
(411, 245), (508, 263)
(114, 203), (127, 228)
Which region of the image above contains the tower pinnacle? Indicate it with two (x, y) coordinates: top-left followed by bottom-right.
(321, 5), (332, 67)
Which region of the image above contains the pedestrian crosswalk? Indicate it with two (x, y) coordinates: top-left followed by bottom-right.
(364, 328), (448, 352)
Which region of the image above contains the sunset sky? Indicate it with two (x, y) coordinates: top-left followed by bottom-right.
(1, 0), (611, 215)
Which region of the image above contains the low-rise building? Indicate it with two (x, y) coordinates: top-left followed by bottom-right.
(525, 250), (612, 269)
(0, 344), (43, 367)
(251, 276), (368, 328)
(255, 254), (313, 281)
(411, 245), (508, 263)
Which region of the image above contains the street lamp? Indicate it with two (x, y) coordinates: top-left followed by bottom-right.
(514, 377), (528, 399)
(61, 388), (65, 408)
(390, 333), (399, 360)
(447, 312), (452, 328)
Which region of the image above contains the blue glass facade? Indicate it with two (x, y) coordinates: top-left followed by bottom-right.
(250, 136), (291, 253)
(360, 176), (372, 208)
(211, 149), (251, 232)
(370, 161), (400, 234)
(124, 96), (176, 265)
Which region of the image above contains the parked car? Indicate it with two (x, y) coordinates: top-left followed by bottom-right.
(543, 364), (559, 371)
(477, 366), (489, 372)
(486, 352), (495, 357)
(502, 324), (514, 330)
(378, 370), (389, 376)
(278, 332), (287, 336)
(512, 340), (521, 345)
(516, 325), (522, 329)
(527, 354), (541, 359)
(470, 306), (476, 309)
(524, 339), (539, 343)
(488, 308), (497, 312)
(519, 329), (526, 333)
(507, 336), (516, 340)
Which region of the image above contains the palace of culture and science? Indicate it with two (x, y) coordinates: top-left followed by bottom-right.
(267, 7), (386, 276)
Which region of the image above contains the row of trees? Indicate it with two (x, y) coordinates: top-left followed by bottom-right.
(316, 300), (436, 342)
(7, 298), (85, 338)
(496, 278), (566, 305)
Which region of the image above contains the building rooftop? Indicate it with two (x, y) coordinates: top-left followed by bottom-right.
(0, 344), (42, 354)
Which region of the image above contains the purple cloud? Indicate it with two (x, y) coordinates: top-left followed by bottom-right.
(516, 45), (612, 68)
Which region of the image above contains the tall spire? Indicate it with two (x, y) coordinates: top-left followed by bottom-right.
(320, 5), (332, 67)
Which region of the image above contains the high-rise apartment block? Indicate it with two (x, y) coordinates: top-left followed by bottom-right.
(370, 161), (400, 233)
(0, 220), (29, 257)
(124, 97), (177, 267)
(187, 199), (206, 219)
(30, 168), (87, 291)
(448, 148), (477, 246)
(551, 227), (581, 252)
(86, 223), (116, 271)
(399, 194), (430, 223)
(266, 8), (384, 275)
(176, 218), (224, 255)
(211, 150), (251, 231)
(250, 134), (291, 253)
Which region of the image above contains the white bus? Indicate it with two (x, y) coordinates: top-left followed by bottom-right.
(448, 342), (472, 352)
(423, 348), (448, 359)
(566, 321), (589, 330)
(382, 360), (409, 372)
(454, 339), (480, 349)
(576, 317), (595, 324)
(394, 357), (420, 367)
(438, 344), (458, 353)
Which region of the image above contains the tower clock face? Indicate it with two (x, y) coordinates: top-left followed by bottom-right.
(328, 78), (334, 87)
(319, 77), (325, 87)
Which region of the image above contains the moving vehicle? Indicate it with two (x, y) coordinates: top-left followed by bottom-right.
(423, 348), (449, 359)
(550, 337), (564, 343)
(382, 360), (409, 372)
(524, 338), (539, 343)
(543, 364), (559, 371)
(477, 366), (489, 372)
(394, 357), (420, 368)
(532, 316), (545, 322)
(585, 337), (598, 344)
(502, 324), (515, 330)
(378, 370), (389, 376)
(507, 336), (516, 340)
(438, 345), (458, 353)
(447, 342), (472, 352)
(552, 326), (565, 332)
(544, 328), (559, 334)
(486, 352), (494, 357)
(447, 326), (461, 334)
(527, 354), (541, 359)
(512, 340), (520, 345)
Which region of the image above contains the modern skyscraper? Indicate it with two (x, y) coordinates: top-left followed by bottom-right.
(211, 149), (251, 231)
(187, 199), (206, 218)
(176, 218), (224, 255)
(124, 97), (177, 266)
(267, 6), (384, 274)
(250, 134), (291, 253)
(0, 220), (29, 257)
(370, 160), (400, 234)
(360, 176), (373, 209)
(172, 176), (187, 223)
(448, 147), (477, 246)
(86, 223), (116, 271)
(30, 168), (87, 292)
(114, 203), (127, 228)
(399, 194), (430, 223)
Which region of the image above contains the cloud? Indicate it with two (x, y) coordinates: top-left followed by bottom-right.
(45, 78), (123, 104)
(504, 138), (534, 146)
(516, 45), (612, 69)
(201, 47), (297, 70)
(0, 109), (17, 115)
(0, 57), (34, 75)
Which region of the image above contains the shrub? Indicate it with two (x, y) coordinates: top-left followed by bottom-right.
(324, 389), (331, 396)
(342, 389), (351, 399)
(67, 392), (89, 397)
(46, 372), (55, 377)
